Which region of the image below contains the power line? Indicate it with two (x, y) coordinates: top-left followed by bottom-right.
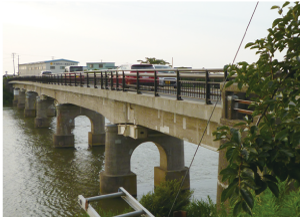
(167, 2), (259, 217)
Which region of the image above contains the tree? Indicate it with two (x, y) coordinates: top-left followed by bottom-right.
(137, 57), (170, 65)
(213, 2), (300, 216)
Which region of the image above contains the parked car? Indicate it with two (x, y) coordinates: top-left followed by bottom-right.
(153, 65), (177, 87)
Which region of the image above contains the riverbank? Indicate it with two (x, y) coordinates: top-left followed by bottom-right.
(3, 77), (14, 106)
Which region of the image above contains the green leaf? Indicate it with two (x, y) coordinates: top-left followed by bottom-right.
(219, 141), (234, 150)
(267, 181), (279, 197)
(279, 148), (294, 158)
(221, 178), (239, 202)
(220, 167), (238, 176)
(255, 181), (267, 195)
(233, 122), (246, 127)
(242, 200), (253, 215)
(233, 201), (242, 216)
(282, 1), (290, 8)
(271, 5), (280, 9)
(232, 130), (241, 144)
(225, 80), (234, 88)
(241, 188), (254, 209)
(275, 129), (289, 141)
(272, 18), (283, 27)
(245, 42), (255, 49)
(226, 147), (236, 161)
(263, 174), (278, 183)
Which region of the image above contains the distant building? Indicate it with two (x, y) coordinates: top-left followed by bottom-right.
(19, 59), (79, 76)
(86, 62), (116, 70)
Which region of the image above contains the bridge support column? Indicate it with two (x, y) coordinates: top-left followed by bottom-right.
(88, 112), (105, 147)
(24, 92), (38, 117)
(100, 124), (137, 196)
(13, 88), (19, 107)
(47, 103), (56, 117)
(34, 96), (54, 128)
(53, 104), (75, 148)
(100, 124), (190, 196)
(17, 90), (26, 110)
(153, 136), (190, 191)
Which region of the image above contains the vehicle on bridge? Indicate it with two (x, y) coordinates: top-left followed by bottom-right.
(64, 65), (84, 72)
(40, 70), (52, 76)
(116, 63), (155, 86)
(153, 64), (177, 88)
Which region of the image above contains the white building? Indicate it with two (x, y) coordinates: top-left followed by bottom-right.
(19, 59), (79, 76)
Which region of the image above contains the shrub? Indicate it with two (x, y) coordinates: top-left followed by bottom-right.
(139, 179), (193, 217)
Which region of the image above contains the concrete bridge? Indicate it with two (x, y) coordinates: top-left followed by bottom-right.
(9, 70), (241, 199)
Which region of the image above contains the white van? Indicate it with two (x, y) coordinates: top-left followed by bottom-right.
(40, 70), (52, 76)
(153, 65), (177, 87)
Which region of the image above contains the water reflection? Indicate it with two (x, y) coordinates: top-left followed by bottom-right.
(3, 107), (218, 216)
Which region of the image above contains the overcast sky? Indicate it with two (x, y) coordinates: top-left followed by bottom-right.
(1, 1), (287, 74)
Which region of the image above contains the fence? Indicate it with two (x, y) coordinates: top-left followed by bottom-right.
(9, 68), (232, 104)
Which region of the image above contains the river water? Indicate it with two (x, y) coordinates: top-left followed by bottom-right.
(3, 106), (218, 216)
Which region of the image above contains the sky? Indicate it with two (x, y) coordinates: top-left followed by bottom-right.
(1, 0), (288, 75)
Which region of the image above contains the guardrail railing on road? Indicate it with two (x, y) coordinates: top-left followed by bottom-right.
(9, 68), (233, 104)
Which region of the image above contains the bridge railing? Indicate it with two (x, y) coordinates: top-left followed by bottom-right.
(9, 68), (235, 104)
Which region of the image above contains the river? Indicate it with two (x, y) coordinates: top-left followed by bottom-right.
(3, 106), (218, 216)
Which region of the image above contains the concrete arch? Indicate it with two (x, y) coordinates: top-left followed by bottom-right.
(100, 124), (190, 196)
(53, 103), (105, 148)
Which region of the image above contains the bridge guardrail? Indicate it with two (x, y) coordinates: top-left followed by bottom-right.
(8, 68), (236, 104)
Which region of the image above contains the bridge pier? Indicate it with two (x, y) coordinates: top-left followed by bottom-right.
(13, 88), (19, 107)
(100, 124), (190, 196)
(17, 90), (26, 110)
(24, 92), (38, 117)
(34, 96), (54, 128)
(47, 103), (56, 117)
(53, 104), (105, 148)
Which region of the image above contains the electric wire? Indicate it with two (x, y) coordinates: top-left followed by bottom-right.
(166, 2), (259, 217)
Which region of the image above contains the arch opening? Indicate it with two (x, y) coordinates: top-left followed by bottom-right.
(130, 141), (160, 199)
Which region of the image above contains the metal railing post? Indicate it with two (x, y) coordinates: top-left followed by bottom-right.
(75, 73), (77, 86)
(105, 71), (108, 89)
(94, 72), (97, 88)
(64, 74), (67, 85)
(101, 72), (104, 89)
(87, 72), (89, 88)
(176, 70), (182, 100)
(205, 70), (211, 104)
(154, 70), (158, 96)
(116, 71), (119, 90)
(136, 70), (140, 94)
(110, 71), (113, 90)
(69, 73), (71, 86)
(122, 71), (125, 92)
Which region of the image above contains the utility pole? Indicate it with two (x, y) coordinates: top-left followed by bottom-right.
(12, 53), (16, 76)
